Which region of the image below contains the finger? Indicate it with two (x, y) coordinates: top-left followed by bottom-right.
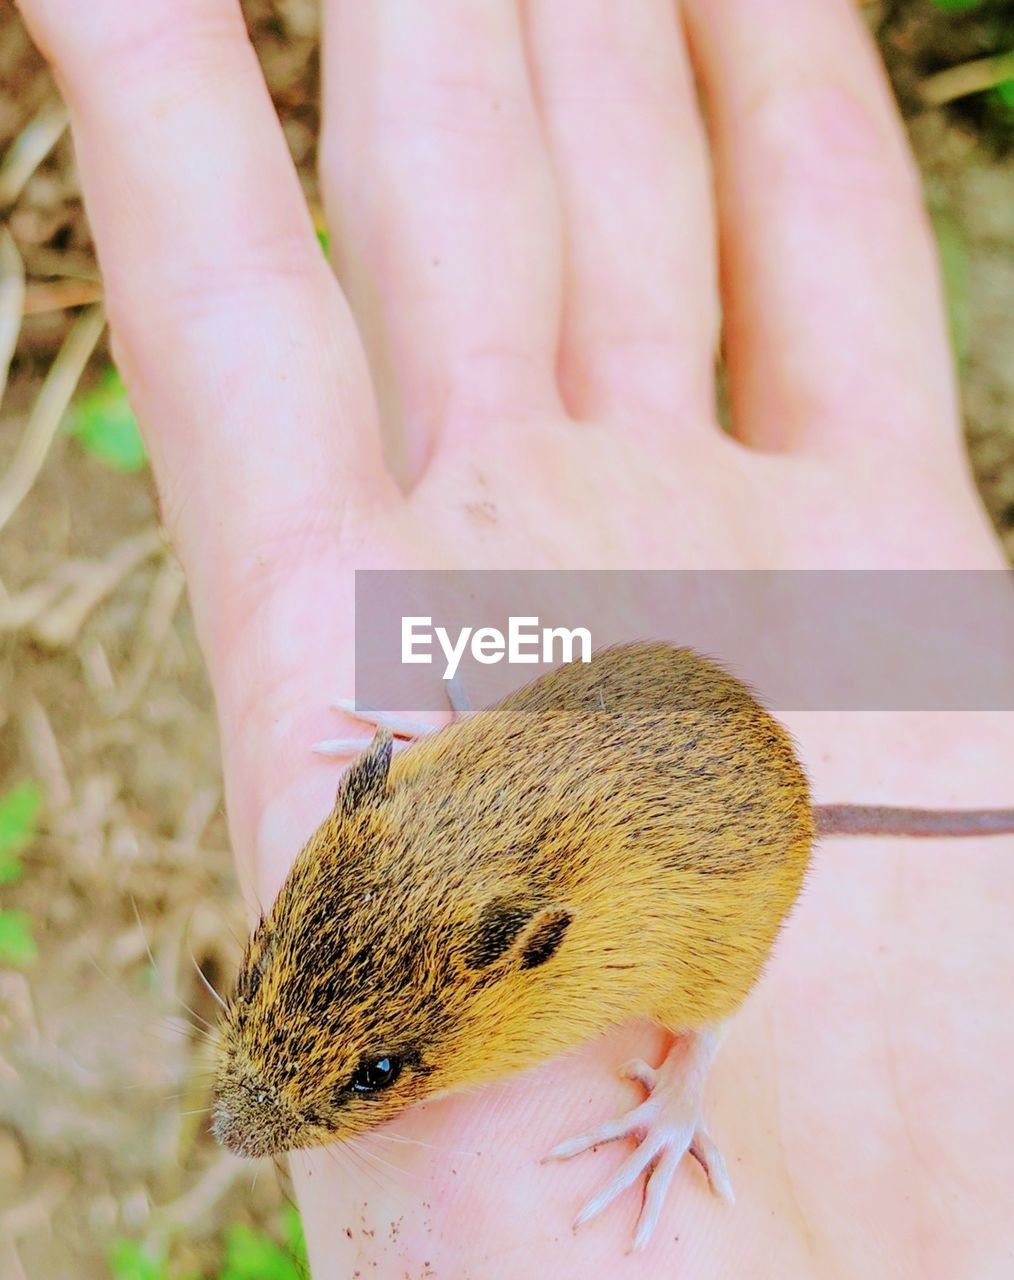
(690, 1129), (735, 1203)
(573, 1135), (663, 1227)
(631, 1145), (682, 1252)
(524, 0), (718, 429)
(619, 1058), (660, 1092)
(544, 1104), (651, 1161)
(17, 0), (390, 656)
(320, 0), (562, 479)
(683, 0), (958, 456)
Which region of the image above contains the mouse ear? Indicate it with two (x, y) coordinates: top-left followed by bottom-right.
(515, 906), (573, 970)
(466, 897), (573, 972)
(335, 729), (393, 816)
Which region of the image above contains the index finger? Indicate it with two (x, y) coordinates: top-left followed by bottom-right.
(16, 0), (388, 660)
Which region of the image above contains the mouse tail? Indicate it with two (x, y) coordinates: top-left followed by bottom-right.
(814, 804), (1014, 839)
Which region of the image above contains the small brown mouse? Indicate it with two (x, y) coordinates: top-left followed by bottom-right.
(211, 642), (1013, 1250)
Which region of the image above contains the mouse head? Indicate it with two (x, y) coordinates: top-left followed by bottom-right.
(212, 731), (576, 1159)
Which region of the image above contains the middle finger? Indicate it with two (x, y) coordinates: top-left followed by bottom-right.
(321, 0), (563, 482)
(523, 0), (719, 433)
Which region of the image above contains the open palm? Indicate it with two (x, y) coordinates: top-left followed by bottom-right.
(18, 0), (1013, 1274)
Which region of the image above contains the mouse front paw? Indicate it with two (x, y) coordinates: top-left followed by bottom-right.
(312, 675), (470, 757)
(312, 701), (438, 757)
(545, 1029), (732, 1252)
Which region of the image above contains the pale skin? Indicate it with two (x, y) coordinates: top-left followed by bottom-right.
(16, 0), (1014, 1273)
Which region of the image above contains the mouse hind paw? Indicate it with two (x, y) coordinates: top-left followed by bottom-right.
(545, 1030), (732, 1252)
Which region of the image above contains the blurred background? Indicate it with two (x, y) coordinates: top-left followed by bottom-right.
(0, 1), (1012, 1277)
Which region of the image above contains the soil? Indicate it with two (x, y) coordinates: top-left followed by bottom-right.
(1, 2), (1012, 1277)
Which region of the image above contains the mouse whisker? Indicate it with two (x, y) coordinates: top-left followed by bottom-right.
(129, 894), (159, 967)
(190, 949), (228, 1010)
(87, 954), (212, 1032)
(148, 1017), (218, 1047)
(128, 896), (218, 1029)
(347, 1133), (413, 1184)
(367, 1130), (471, 1157)
(141, 1021), (201, 1045)
(313, 1141), (387, 1200)
(174, 1002), (217, 1034)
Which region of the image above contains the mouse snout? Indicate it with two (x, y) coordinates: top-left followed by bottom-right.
(211, 1068), (301, 1158)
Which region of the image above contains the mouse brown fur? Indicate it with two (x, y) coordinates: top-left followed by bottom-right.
(213, 642), (813, 1158)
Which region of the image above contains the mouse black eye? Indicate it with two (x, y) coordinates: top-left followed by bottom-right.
(350, 1054), (403, 1094)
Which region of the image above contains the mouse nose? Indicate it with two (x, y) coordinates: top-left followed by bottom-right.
(211, 1074), (300, 1158)
(212, 1100), (282, 1158)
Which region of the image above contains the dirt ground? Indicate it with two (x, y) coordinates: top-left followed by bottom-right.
(1, 3), (1012, 1278)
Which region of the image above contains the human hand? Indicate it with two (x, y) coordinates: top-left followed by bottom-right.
(17, 0), (1012, 1274)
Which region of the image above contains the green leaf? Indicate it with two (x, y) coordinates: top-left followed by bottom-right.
(69, 367), (148, 473)
(220, 1222), (305, 1280)
(0, 911), (38, 967)
(282, 1205), (308, 1269)
(316, 227), (331, 259)
(994, 78), (1014, 110)
(107, 1240), (167, 1280)
(0, 850), (21, 885)
(0, 781), (42, 885)
(929, 0), (986, 11)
